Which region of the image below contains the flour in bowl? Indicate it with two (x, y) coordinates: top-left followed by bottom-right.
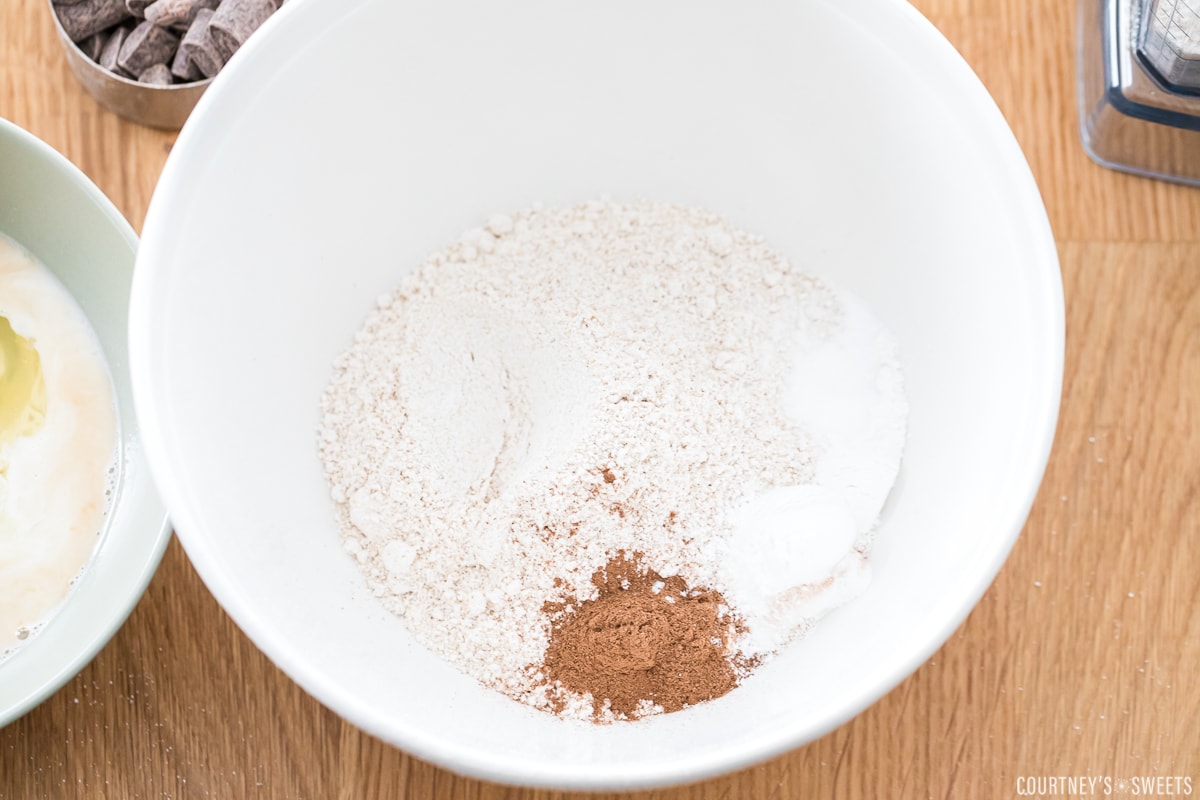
(318, 199), (907, 721)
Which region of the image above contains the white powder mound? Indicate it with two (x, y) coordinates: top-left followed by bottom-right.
(722, 292), (907, 653)
(318, 199), (907, 714)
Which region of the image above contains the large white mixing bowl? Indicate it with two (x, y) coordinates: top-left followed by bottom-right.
(129, 0), (1063, 789)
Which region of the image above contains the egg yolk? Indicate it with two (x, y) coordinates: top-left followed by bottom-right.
(0, 315), (45, 451)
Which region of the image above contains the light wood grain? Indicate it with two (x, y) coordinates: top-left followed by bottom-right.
(3, 0), (1199, 797)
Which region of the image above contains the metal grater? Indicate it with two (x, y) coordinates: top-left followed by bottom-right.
(1138, 0), (1200, 91)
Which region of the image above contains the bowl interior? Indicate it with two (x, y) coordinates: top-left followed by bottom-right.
(0, 119), (170, 725)
(131, 0), (1062, 789)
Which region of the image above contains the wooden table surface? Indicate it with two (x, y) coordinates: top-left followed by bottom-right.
(3, 0), (1199, 797)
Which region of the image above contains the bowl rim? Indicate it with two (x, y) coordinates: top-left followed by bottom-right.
(0, 117), (173, 728)
(129, 0), (1065, 789)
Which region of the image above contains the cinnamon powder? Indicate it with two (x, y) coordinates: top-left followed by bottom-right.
(541, 553), (744, 721)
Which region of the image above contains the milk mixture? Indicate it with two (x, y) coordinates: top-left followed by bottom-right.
(0, 235), (117, 655)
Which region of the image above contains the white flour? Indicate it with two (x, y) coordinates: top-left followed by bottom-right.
(319, 199), (907, 714)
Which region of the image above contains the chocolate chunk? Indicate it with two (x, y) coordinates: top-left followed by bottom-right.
(169, 46), (203, 82)
(55, 0), (133, 42)
(117, 20), (178, 76)
(207, 0), (276, 62)
(178, 8), (222, 77)
(98, 22), (133, 72)
(80, 31), (105, 61)
(143, 0), (174, 25)
(137, 63), (173, 85)
(194, 0), (222, 15)
(145, 0), (217, 28)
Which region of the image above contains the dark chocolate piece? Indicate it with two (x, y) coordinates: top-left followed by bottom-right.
(183, 0), (219, 31)
(55, 0), (133, 42)
(169, 46), (203, 82)
(137, 63), (173, 85)
(207, 0), (275, 62)
(116, 19), (179, 76)
(145, 0), (217, 28)
(80, 31), (105, 61)
(97, 23), (132, 72)
(178, 8), (222, 77)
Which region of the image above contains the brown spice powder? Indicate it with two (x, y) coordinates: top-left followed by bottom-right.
(541, 553), (743, 721)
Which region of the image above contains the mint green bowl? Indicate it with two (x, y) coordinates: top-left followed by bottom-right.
(0, 118), (171, 726)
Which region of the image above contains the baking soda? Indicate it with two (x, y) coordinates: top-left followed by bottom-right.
(318, 199), (907, 718)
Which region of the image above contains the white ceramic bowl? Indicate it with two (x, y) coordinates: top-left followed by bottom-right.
(0, 119), (171, 725)
(129, 0), (1063, 790)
